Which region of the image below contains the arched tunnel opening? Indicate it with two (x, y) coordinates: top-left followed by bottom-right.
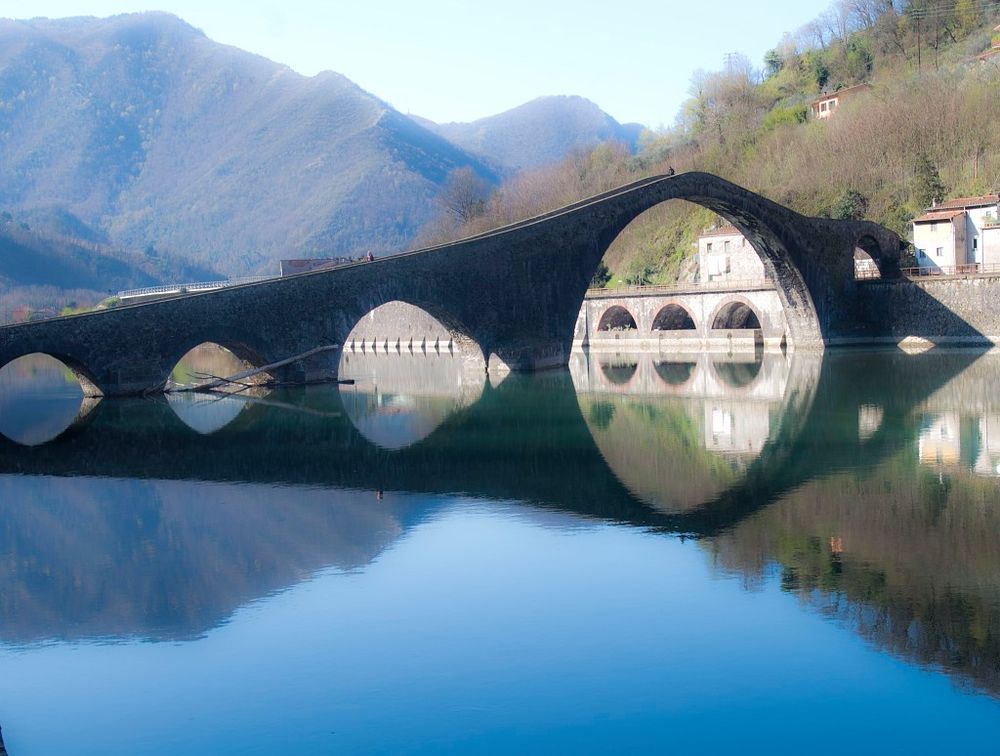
(854, 236), (883, 280)
(597, 306), (638, 332)
(0, 353), (90, 445)
(652, 304), (696, 331)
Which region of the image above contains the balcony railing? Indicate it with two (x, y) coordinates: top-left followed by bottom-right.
(586, 278), (774, 298)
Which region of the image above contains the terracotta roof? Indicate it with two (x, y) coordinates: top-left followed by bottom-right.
(929, 194), (999, 211)
(698, 224), (742, 238)
(811, 83), (871, 105)
(913, 209), (965, 223)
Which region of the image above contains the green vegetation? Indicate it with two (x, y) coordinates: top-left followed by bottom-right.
(421, 0), (1000, 285)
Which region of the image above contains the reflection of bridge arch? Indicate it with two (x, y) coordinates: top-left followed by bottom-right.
(710, 357), (764, 394)
(573, 351), (813, 515)
(598, 357), (639, 387)
(653, 359), (698, 388)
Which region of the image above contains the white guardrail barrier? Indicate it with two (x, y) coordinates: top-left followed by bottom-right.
(117, 276), (274, 300)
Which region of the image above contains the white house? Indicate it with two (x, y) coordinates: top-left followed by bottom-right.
(810, 83), (870, 120)
(697, 225), (764, 282)
(912, 194), (999, 272)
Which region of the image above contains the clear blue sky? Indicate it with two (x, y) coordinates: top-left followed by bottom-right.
(4, 0), (832, 128)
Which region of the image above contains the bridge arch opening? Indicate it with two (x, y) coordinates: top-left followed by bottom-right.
(597, 306), (638, 332)
(169, 342), (269, 390)
(0, 353), (95, 445)
(652, 304), (696, 331)
(341, 301), (471, 358)
(712, 300), (762, 330)
(854, 235), (883, 280)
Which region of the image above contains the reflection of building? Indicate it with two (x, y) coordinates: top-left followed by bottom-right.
(696, 226), (764, 282)
(912, 194), (1000, 272)
(704, 401), (770, 456)
(858, 404), (884, 442)
(918, 413), (961, 467)
(974, 415), (1000, 477)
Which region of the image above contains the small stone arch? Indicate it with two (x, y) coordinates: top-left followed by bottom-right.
(597, 305), (638, 332)
(711, 299), (763, 330)
(854, 235), (883, 280)
(652, 303), (697, 331)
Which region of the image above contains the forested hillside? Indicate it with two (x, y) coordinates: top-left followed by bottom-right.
(423, 0), (1000, 286)
(0, 13), (496, 279)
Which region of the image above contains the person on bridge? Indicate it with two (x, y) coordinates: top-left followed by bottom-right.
(666, 166), (676, 176)
(365, 250), (375, 262)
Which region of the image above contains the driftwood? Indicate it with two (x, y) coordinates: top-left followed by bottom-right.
(169, 344), (341, 393)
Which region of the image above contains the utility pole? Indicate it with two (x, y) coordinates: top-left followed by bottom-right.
(911, 6), (925, 72)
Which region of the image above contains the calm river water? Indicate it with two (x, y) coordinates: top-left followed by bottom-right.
(0, 347), (999, 754)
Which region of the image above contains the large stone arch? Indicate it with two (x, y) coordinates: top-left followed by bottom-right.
(0, 172), (904, 395)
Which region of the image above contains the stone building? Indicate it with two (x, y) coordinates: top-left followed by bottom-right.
(696, 225), (765, 282)
(912, 194), (999, 272)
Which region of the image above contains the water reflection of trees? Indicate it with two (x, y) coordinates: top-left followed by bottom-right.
(707, 461), (1000, 697)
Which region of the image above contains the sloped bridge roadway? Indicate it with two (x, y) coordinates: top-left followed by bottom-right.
(0, 172), (902, 396)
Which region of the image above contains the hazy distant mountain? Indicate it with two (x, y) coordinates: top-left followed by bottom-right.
(0, 13), (497, 276)
(419, 96), (644, 172)
(0, 208), (218, 294)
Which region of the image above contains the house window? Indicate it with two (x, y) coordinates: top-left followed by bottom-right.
(974, 238), (979, 251)
(820, 102), (827, 112)
(830, 99), (837, 110)
(706, 242), (713, 252)
(724, 240), (731, 252)
(936, 247), (944, 258)
(725, 257), (731, 274)
(931, 222), (937, 232)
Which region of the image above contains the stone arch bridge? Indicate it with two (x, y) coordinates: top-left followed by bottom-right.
(0, 172), (902, 396)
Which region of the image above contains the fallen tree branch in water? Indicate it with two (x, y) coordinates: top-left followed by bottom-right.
(168, 344), (341, 393)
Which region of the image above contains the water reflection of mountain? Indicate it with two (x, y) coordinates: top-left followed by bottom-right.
(0, 477), (420, 643)
(2, 349), (1000, 700)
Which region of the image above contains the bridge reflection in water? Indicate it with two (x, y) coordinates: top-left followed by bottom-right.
(0, 348), (999, 699)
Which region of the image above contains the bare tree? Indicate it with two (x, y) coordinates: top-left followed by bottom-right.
(438, 167), (492, 224)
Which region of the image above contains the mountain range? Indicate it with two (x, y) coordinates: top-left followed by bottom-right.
(0, 12), (639, 296)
